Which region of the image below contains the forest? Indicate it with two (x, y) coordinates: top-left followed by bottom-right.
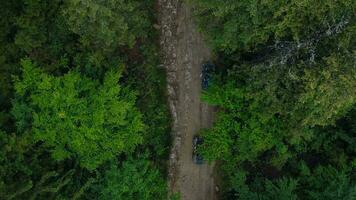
(0, 0), (355, 200)
(0, 0), (171, 199)
(191, 0), (356, 199)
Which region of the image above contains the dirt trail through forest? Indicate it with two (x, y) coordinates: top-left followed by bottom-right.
(158, 0), (217, 199)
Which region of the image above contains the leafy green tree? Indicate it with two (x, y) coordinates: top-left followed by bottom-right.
(15, 0), (74, 73)
(12, 59), (145, 170)
(191, 0), (354, 54)
(297, 53), (356, 127)
(0, 127), (90, 200)
(93, 156), (167, 200)
(0, 0), (170, 199)
(299, 166), (356, 200)
(193, 0), (356, 199)
(15, 0), (51, 53)
(199, 10), (355, 167)
(262, 178), (298, 200)
(200, 59), (355, 198)
(62, 0), (151, 52)
(228, 170), (298, 200)
(201, 76), (293, 167)
(228, 165), (355, 200)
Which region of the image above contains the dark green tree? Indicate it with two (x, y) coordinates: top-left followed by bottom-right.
(93, 156), (167, 200)
(62, 0), (151, 52)
(191, 0), (354, 54)
(192, 0), (356, 199)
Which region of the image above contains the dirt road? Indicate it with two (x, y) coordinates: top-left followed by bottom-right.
(158, 0), (217, 199)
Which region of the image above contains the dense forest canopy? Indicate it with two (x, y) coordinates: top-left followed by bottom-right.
(192, 0), (356, 199)
(0, 0), (355, 199)
(13, 60), (145, 170)
(0, 0), (171, 199)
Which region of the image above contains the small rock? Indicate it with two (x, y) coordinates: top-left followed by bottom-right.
(153, 24), (161, 30)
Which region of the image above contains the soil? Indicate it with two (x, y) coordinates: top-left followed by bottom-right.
(158, 0), (217, 199)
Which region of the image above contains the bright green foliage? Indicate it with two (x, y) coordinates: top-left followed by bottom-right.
(192, 0), (354, 54)
(12, 59), (145, 170)
(63, 0), (150, 51)
(202, 81), (289, 166)
(94, 157), (167, 200)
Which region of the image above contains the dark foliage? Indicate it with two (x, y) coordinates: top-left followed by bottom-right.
(191, 0), (356, 199)
(0, 0), (170, 199)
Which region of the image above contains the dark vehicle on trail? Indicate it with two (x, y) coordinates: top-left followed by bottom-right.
(193, 135), (204, 164)
(201, 62), (215, 90)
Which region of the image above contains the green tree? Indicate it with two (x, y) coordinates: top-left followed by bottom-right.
(0, 0), (23, 130)
(12, 59), (145, 170)
(191, 0), (354, 54)
(93, 156), (167, 200)
(201, 76), (292, 167)
(0, 127), (89, 200)
(0, 0), (170, 199)
(297, 53), (356, 127)
(193, 0), (356, 199)
(62, 0), (151, 52)
(228, 166), (356, 200)
(15, 0), (74, 72)
(299, 166), (356, 200)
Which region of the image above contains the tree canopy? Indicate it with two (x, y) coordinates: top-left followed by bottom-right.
(0, 0), (170, 199)
(12, 59), (145, 170)
(93, 156), (167, 200)
(63, 0), (151, 51)
(192, 0), (356, 199)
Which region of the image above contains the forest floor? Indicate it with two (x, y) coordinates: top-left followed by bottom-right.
(158, 0), (217, 199)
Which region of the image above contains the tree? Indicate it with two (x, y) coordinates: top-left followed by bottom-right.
(301, 166), (356, 200)
(297, 53), (356, 127)
(0, 0), (23, 130)
(93, 156), (167, 200)
(192, 0), (356, 198)
(0, 0), (170, 199)
(201, 76), (292, 167)
(12, 59), (145, 170)
(62, 0), (151, 52)
(191, 0), (354, 54)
